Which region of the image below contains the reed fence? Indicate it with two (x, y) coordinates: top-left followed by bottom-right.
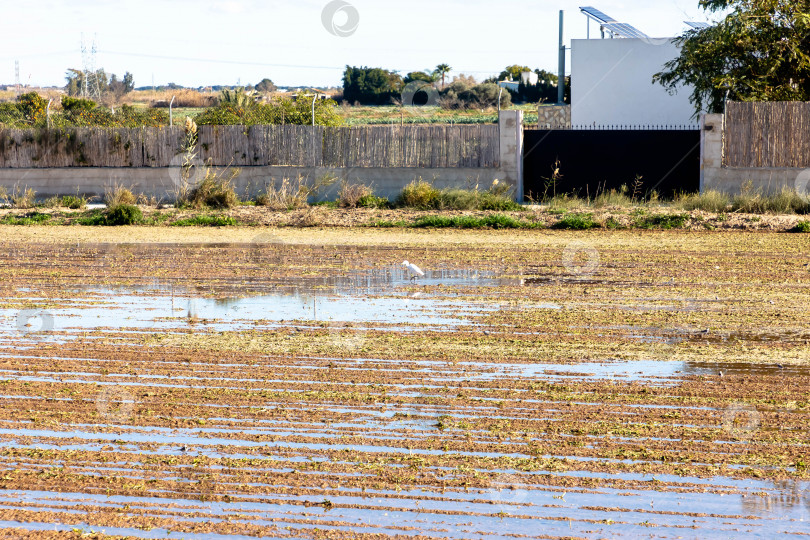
(0, 124), (500, 169)
(724, 101), (810, 168)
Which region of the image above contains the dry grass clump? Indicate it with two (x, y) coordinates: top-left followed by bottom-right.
(731, 184), (810, 214)
(1, 186), (37, 209)
(183, 168), (241, 209)
(397, 178), (440, 209)
(290, 206), (329, 226)
(396, 178), (519, 211)
(675, 190), (730, 213)
(337, 181), (373, 208)
(128, 89), (217, 108)
(257, 175), (336, 210)
(105, 184), (137, 208)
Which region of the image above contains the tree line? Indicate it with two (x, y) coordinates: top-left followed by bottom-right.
(342, 64), (565, 107)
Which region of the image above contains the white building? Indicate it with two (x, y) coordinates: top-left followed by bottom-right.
(570, 38), (699, 127)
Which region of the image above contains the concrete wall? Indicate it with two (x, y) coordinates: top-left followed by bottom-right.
(498, 110), (524, 201)
(0, 166), (508, 203)
(0, 112), (525, 203)
(571, 38), (698, 126)
(700, 113), (809, 195)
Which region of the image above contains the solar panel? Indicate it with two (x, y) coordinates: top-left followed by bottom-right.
(602, 22), (649, 39)
(685, 21), (710, 29)
(579, 6), (616, 24)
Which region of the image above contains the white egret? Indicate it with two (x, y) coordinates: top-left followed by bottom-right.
(402, 260), (425, 280)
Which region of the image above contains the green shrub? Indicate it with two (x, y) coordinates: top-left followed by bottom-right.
(634, 213), (688, 229)
(358, 194), (391, 209)
(412, 214), (531, 229)
(793, 221), (810, 233)
(105, 204), (143, 226)
(17, 92), (47, 126)
(1, 212), (51, 225)
(60, 195), (86, 209)
(0, 102), (24, 126)
(552, 213), (598, 230)
(60, 96), (96, 113)
(75, 210), (108, 226)
(195, 96), (343, 127)
(398, 178), (441, 209)
(171, 215), (237, 227)
(478, 192), (522, 211)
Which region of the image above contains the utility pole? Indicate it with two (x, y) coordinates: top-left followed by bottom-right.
(557, 10), (566, 105)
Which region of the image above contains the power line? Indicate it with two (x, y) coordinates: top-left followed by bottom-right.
(103, 50), (502, 76)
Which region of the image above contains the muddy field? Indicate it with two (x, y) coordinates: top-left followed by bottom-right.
(0, 226), (807, 539)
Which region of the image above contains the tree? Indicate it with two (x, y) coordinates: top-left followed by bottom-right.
(654, 0), (810, 114)
(342, 66), (402, 104)
(123, 72), (135, 93)
(65, 69), (84, 97)
(434, 64), (452, 88)
(255, 78), (277, 93)
(497, 65), (532, 82)
(404, 71), (437, 84)
(219, 88), (259, 108)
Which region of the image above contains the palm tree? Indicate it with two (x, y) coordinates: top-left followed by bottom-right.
(219, 88), (257, 108)
(434, 64), (452, 89)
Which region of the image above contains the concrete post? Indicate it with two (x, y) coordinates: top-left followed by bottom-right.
(700, 113), (724, 193)
(499, 110), (524, 202)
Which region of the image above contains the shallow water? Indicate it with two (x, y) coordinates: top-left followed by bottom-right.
(2, 243), (808, 538)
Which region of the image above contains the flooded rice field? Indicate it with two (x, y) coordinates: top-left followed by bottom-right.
(0, 229), (808, 539)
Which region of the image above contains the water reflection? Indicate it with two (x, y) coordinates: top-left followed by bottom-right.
(740, 479), (810, 515)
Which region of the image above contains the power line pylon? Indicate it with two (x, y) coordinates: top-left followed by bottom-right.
(80, 34), (102, 99)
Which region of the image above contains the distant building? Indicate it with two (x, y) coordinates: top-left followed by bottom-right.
(497, 81), (519, 92)
(570, 38), (699, 126)
(520, 72), (539, 86)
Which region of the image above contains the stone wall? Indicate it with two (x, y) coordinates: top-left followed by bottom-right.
(537, 105), (570, 129)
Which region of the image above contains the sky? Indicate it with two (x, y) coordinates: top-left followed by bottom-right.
(0, 0), (722, 89)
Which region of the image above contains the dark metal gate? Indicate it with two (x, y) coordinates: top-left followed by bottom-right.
(523, 128), (700, 201)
